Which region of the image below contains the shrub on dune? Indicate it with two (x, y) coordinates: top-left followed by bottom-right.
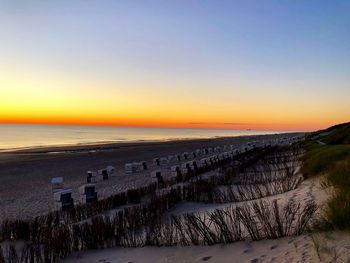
(325, 189), (350, 230)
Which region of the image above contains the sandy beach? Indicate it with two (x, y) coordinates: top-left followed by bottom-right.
(2, 1), (349, 262)
(4, 131), (339, 263)
(2, 131), (348, 263)
(58, 176), (343, 263)
(0, 133), (301, 221)
(60, 230), (350, 263)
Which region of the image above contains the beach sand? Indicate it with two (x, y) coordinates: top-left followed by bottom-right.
(0, 133), (300, 221)
(59, 177), (347, 263)
(3, 132), (348, 263)
(60, 231), (350, 263)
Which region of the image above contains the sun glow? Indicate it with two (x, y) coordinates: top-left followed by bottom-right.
(0, 67), (343, 131)
(1, 1), (349, 132)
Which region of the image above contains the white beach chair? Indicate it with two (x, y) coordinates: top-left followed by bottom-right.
(176, 154), (182, 161)
(182, 152), (189, 160)
(140, 161), (148, 170)
(79, 184), (98, 204)
(132, 162), (142, 172)
(98, 169), (109, 180)
(168, 155), (177, 163)
(181, 162), (192, 174)
(125, 163), (137, 174)
(87, 171), (97, 183)
(53, 189), (74, 211)
(153, 158), (160, 166)
(171, 165), (181, 177)
(51, 177), (63, 192)
(214, 146), (221, 153)
(151, 170), (163, 184)
(159, 157), (169, 166)
(106, 166), (115, 176)
(191, 160), (198, 170)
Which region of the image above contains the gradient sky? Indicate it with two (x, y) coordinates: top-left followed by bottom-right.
(1, 0), (349, 131)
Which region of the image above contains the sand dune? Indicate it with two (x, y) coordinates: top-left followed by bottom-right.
(60, 177), (338, 263)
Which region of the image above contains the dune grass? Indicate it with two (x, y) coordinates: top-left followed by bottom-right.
(324, 189), (350, 229)
(322, 123), (350, 145)
(301, 138), (350, 230)
(311, 122), (350, 145)
(323, 159), (350, 229)
(325, 159), (350, 188)
(301, 142), (350, 178)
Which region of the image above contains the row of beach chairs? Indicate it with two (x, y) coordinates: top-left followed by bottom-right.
(150, 149), (242, 182)
(146, 135), (305, 184)
(51, 136), (305, 211)
(51, 164), (116, 211)
(52, 181), (98, 211)
(122, 136), (304, 176)
(86, 165), (115, 183)
(124, 145), (238, 176)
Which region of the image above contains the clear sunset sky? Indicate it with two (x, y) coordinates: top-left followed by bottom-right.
(1, 0), (349, 131)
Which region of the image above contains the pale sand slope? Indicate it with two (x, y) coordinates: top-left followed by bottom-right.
(60, 231), (350, 263)
(166, 177), (328, 218)
(59, 178), (350, 263)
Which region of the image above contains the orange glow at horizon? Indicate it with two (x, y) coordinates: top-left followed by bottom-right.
(1, 1), (350, 134)
(0, 112), (337, 132)
(0, 67), (345, 132)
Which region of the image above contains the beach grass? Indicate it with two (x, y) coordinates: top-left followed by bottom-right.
(302, 124), (350, 229)
(301, 143), (350, 178)
(323, 159), (350, 229)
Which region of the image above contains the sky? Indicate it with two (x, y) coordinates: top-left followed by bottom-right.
(0, 0), (349, 131)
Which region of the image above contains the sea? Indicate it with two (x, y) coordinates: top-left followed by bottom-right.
(0, 124), (293, 151)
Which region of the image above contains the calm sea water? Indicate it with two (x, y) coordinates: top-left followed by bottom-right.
(0, 124), (292, 151)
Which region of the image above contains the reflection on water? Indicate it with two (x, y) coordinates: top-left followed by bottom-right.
(0, 124), (293, 151)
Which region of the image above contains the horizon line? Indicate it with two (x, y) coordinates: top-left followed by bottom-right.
(0, 121), (313, 132)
